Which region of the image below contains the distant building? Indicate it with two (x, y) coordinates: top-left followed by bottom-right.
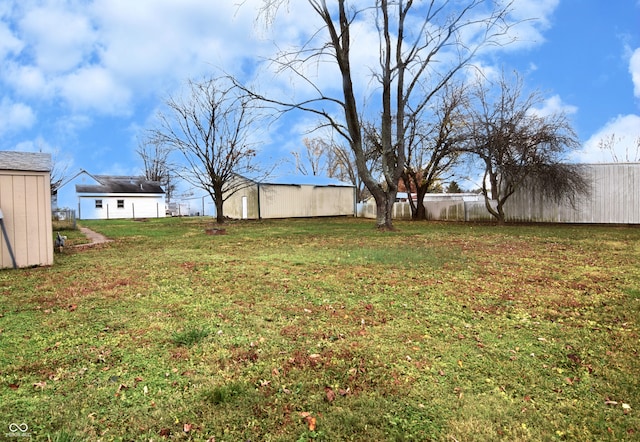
(224, 175), (356, 219)
(57, 170), (166, 220)
(76, 174), (166, 220)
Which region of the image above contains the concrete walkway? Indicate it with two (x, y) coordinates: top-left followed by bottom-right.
(77, 227), (112, 248)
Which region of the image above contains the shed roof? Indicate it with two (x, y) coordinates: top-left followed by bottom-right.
(76, 175), (165, 194)
(0, 151), (52, 172)
(242, 174), (354, 187)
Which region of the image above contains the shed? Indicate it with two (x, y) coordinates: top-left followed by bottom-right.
(224, 175), (356, 219)
(75, 175), (166, 220)
(0, 151), (53, 269)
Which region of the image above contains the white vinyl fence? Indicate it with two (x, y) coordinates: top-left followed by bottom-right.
(359, 163), (640, 224)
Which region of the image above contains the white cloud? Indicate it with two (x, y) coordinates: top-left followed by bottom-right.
(572, 46), (640, 163)
(0, 21), (23, 59)
(0, 98), (36, 135)
(630, 47), (640, 98)
(461, 0), (560, 53)
(58, 66), (132, 115)
(532, 94), (578, 117)
(505, 0), (560, 48)
(2, 63), (51, 98)
(572, 114), (640, 163)
(0, 0), (564, 120)
(18, 4), (96, 73)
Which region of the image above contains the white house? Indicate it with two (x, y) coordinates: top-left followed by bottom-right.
(69, 173), (165, 220)
(224, 175), (356, 219)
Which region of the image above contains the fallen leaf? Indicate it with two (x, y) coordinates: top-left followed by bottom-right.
(9, 383), (19, 390)
(159, 428), (171, 437)
(567, 354), (581, 364)
(300, 412), (317, 431)
(457, 360), (463, 368)
(183, 423), (192, 433)
(33, 381), (46, 389)
(325, 386), (336, 403)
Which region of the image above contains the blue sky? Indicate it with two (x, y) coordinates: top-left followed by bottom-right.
(1, 0), (639, 188)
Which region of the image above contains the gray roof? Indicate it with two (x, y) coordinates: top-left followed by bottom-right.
(76, 175), (164, 194)
(242, 174), (354, 187)
(0, 151), (52, 172)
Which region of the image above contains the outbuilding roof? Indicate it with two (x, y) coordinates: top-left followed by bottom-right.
(0, 151), (52, 172)
(241, 174), (354, 187)
(76, 175), (165, 194)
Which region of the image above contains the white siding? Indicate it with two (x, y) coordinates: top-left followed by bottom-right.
(78, 193), (166, 219)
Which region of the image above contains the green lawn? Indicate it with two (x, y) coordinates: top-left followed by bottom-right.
(1, 217), (639, 441)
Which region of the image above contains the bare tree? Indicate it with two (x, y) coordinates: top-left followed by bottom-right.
(598, 133), (640, 163)
(149, 77), (265, 223)
(402, 82), (468, 219)
(292, 138), (329, 176)
(329, 136), (377, 202)
(462, 73), (589, 224)
(50, 152), (70, 200)
(293, 136), (376, 202)
(246, 0), (515, 229)
(136, 139), (176, 202)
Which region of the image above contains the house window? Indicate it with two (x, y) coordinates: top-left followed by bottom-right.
(117, 199), (125, 209)
(95, 199), (103, 208)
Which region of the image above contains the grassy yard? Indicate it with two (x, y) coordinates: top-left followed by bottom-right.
(1, 217), (639, 441)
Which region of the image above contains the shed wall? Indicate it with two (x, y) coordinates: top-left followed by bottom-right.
(224, 181), (260, 219)
(224, 180), (355, 219)
(0, 170), (53, 268)
(258, 185), (354, 219)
